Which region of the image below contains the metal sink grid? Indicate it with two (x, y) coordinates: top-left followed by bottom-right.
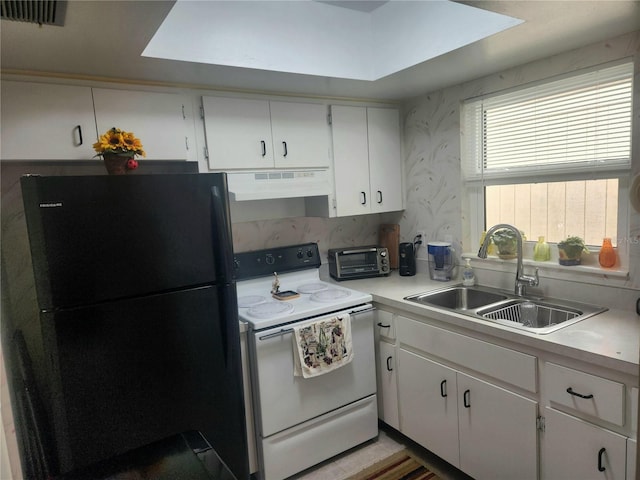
(404, 285), (607, 334)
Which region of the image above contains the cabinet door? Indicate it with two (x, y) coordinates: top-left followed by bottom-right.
(458, 372), (538, 480)
(330, 105), (372, 216)
(367, 108), (403, 213)
(202, 96), (273, 170)
(543, 408), (627, 480)
(93, 88), (189, 161)
(375, 310), (396, 342)
(627, 438), (636, 480)
(377, 340), (399, 430)
(397, 349), (459, 468)
(270, 101), (329, 169)
(1, 81), (97, 160)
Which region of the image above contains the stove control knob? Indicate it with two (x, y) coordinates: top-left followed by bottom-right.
(265, 254), (275, 265)
(306, 249), (314, 257)
(297, 250), (304, 259)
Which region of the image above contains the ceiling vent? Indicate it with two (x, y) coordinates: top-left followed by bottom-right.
(1, 0), (67, 26)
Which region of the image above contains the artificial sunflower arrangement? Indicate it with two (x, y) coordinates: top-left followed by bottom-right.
(93, 127), (146, 173)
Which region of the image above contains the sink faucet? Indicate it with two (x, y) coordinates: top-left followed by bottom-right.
(478, 224), (539, 296)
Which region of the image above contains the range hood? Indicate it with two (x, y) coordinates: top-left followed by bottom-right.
(226, 170), (331, 201)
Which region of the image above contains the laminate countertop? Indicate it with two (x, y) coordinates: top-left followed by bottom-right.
(321, 269), (640, 377)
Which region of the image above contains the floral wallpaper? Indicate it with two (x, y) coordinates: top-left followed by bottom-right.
(399, 30), (640, 291)
(400, 86), (463, 260)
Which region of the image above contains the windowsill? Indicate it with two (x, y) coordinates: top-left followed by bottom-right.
(461, 252), (629, 284)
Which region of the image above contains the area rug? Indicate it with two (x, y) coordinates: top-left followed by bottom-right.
(345, 449), (442, 480)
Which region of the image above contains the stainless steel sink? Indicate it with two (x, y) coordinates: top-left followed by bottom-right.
(406, 286), (508, 311)
(404, 285), (607, 334)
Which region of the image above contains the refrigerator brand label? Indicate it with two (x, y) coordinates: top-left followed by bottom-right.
(39, 202), (63, 208)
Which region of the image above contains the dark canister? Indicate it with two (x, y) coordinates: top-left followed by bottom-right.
(399, 242), (416, 276)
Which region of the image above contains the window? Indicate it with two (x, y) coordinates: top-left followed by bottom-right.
(462, 61), (633, 261)
(485, 179), (618, 246)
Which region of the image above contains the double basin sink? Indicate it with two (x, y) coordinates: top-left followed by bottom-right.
(405, 285), (607, 334)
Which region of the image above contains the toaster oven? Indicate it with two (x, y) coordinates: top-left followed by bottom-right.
(328, 246), (390, 281)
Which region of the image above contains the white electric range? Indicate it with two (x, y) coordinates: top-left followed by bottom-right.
(234, 243), (378, 480)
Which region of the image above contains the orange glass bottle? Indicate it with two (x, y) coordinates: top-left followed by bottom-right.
(598, 237), (616, 268)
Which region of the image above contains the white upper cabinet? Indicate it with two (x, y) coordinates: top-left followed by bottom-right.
(1, 82), (192, 161)
(92, 88), (190, 160)
(202, 96), (330, 170)
(1, 81), (97, 160)
(269, 101), (330, 169)
(202, 96), (274, 170)
(331, 105), (371, 216)
(367, 108), (403, 213)
(331, 106), (403, 216)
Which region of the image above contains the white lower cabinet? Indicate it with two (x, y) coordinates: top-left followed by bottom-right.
(457, 371), (538, 480)
(384, 310), (638, 480)
(398, 348), (538, 480)
(541, 362), (635, 479)
(374, 310), (399, 429)
(626, 438), (636, 480)
(377, 340), (400, 430)
(542, 407), (627, 479)
(397, 349), (459, 467)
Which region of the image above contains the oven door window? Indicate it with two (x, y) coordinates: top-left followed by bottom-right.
(340, 252), (377, 272)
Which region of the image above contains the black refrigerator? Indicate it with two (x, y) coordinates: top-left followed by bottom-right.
(18, 173), (248, 479)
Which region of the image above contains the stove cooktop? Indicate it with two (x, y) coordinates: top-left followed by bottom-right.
(237, 269), (371, 330)
(234, 244), (371, 330)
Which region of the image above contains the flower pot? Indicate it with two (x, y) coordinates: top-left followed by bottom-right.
(498, 251), (517, 260)
(558, 247), (582, 266)
(103, 153), (137, 175)
(494, 242), (517, 259)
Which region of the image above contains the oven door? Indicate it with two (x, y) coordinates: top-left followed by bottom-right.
(249, 305), (375, 438)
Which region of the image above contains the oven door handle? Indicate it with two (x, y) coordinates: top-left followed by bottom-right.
(349, 305), (375, 316)
(258, 328), (294, 341)
(257, 305), (374, 341)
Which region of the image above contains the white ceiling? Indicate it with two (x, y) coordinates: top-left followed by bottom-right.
(142, 1), (522, 81)
(1, 1), (639, 101)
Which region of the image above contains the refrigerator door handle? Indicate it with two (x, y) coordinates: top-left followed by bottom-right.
(216, 286), (236, 366)
(211, 184), (236, 365)
(210, 185), (235, 283)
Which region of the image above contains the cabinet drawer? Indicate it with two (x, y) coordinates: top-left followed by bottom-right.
(397, 316), (537, 393)
(375, 310), (396, 341)
(545, 363), (624, 426)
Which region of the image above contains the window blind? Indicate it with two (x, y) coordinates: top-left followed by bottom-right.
(462, 62), (633, 182)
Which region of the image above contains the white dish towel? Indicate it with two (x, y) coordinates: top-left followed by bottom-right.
(292, 314), (353, 378)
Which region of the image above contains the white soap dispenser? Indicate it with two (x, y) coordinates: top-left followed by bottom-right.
(462, 258), (475, 286)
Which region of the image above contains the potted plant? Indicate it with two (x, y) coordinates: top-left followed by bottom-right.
(557, 236), (590, 266)
(491, 228), (521, 259)
(93, 127), (146, 175)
